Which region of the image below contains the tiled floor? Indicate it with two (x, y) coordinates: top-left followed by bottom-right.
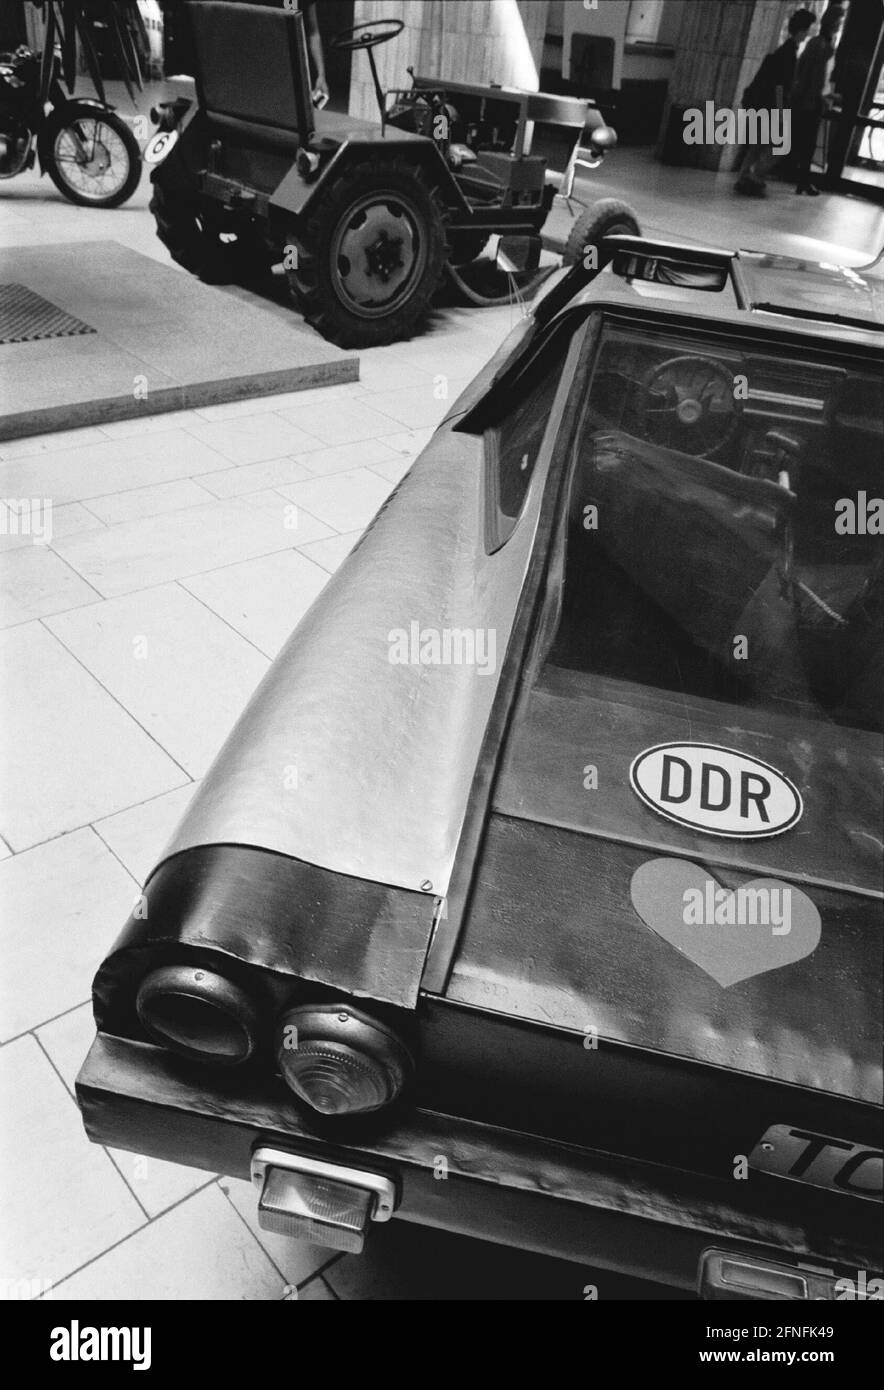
(1, 113), (880, 1299)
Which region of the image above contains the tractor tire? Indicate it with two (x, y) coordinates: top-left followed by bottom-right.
(150, 179), (273, 289)
(563, 198), (640, 268)
(285, 158), (447, 348)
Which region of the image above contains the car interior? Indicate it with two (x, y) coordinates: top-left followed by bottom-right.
(545, 323), (883, 734)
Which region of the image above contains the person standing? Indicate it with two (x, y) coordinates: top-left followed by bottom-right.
(790, 3), (847, 195)
(735, 7), (816, 197)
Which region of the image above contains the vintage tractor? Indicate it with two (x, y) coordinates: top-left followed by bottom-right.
(147, 1), (639, 347)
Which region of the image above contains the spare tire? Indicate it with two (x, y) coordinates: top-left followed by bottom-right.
(563, 198), (640, 268)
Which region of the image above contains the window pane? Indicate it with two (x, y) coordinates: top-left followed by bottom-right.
(548, 323), (883, 733)
(486, 338), (569, 546)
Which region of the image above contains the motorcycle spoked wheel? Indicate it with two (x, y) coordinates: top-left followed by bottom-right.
(44, 103), (141, 208)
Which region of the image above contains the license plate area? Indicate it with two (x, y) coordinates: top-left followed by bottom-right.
(251, 1145), (398, 1254)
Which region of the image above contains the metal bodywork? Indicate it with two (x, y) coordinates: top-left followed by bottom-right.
(78, 239), (884, 1290)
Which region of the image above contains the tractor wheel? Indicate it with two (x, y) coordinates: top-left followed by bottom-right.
(563, 198), (640, 268)
(285, 158), (447, 348)
(150, 180), (273, 289)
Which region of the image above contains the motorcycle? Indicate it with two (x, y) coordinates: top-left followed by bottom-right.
(0, 0), (142, 208)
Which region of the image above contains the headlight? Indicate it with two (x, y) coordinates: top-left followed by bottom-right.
(276, 1003), (413, 1115)
(590, 124), (618, 151)
(136, 964), (259, 1066)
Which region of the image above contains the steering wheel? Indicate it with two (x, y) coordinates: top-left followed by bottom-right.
(639, 355), (740, 458)
(331, 18), (404, 52)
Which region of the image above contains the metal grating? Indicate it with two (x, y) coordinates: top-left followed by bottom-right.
(0, 284), (97, 345)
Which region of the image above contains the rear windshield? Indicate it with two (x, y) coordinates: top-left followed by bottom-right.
(547, 321), (883, 734)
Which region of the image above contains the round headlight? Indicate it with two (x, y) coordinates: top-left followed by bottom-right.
(276, 1003), (413, 1116)
(136, 964), (259, 1066)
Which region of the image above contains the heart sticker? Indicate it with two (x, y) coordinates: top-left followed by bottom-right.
(630, 857), (822, 988)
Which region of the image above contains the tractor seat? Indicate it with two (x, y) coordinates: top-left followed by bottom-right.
(186, 0), (314, 152)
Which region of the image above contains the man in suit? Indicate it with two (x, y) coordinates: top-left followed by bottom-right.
(790, 3), (847, 194)
(735, 7), (816, 197)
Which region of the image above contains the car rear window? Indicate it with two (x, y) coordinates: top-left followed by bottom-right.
(547, 322), (883, 734)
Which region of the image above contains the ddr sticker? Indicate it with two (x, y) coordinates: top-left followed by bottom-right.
(629, 742), (802, 839)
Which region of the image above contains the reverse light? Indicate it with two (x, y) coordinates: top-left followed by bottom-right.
(276, 1002), (412, 1115)
(136, 964), (259, 1065)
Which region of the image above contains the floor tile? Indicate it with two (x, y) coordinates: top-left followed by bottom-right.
(0, 1035), (144, 1288)
(379, 427), (435, 459)
(192, 382), (367, 423)
(197, 455), (312, 499)
(108, 1151), (215, 1221)
(53, 1183), (285, 1300)
(0, 829), (137, 1042)
(368, 455), (415, 485)
(82, 478), (213, 526)
(360, 385), (451, 430)
(279, 468), (393, 534)
(296, 530), (362, 574)
(98, 409), (205, 439)
(357, 357), (433, 393)
(0, 546), (99, 626)
(220, 1178), (331, 1288)
(52, 499), (316, 597)
(0, 429), (230, 507)
(182, 549), (329, 658)
(0, 501), (102, 553)
(185, 413), (320, 465)
(0, 623), (185, 851)
(276, 397), (398, 447)
(0, 426), (108, 460)
(37, 1003), (216, 1219)
(94, 782), (199, 886)
(295, 437), (397, 478)
(47, 585), (268, 777)
(36, 1002), (102, 1093)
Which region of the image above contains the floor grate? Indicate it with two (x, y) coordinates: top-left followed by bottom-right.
(0, 284), (97, 345)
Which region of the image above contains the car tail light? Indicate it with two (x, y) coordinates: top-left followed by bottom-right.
(136, 964), (259, 1065)
(276, 1003), (412, 1115)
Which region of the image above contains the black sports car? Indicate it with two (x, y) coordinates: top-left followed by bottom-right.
(77, 235), (884, 1299)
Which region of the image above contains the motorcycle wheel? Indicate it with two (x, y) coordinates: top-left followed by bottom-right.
(44, 103), (141, 208)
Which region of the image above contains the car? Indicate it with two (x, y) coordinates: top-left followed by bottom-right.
(77, 233), (883, 1299)
(145, 0), (638, 346)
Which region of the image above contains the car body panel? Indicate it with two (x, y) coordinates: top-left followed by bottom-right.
(153, 324), (571, 903)
(77, 238), (884, 1280)
(76, 1031), (880, 1284)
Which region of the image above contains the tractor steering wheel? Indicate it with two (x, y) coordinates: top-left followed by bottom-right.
(331, 18), (404, 52)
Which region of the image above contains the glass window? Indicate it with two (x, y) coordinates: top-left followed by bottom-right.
(546, 321), (883, 733)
